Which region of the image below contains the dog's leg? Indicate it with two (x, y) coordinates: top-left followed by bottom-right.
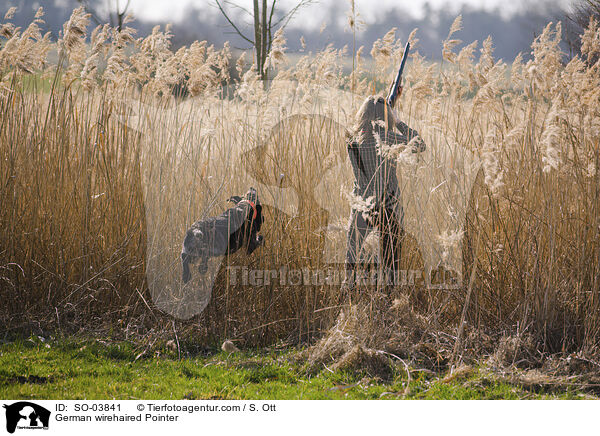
(198, 256), (208, 274)
(246, 234), (264, 255)
(182, 253), (192, 283)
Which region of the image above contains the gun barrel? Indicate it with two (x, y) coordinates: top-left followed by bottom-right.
(386, 41), (410, 107)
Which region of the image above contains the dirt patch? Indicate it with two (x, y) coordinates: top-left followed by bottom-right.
(9, 375), (53, 385)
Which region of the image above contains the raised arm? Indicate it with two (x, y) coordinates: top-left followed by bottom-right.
(372, 124), (426, 154)
(394, 120), (426, 153)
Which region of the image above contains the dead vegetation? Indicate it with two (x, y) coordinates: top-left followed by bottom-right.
(1, 8), (600, 383)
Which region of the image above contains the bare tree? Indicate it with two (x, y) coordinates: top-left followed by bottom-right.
(215, 0), (314, 80)
(77, 0), (131, 31)
(565, 0), (600, 59)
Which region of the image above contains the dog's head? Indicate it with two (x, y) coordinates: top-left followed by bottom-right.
(227, 187), (259, 205)
(228, 187), (263, 231)
(244, 187), (259, 204)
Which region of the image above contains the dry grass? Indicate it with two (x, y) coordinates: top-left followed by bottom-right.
(1, 8), (600, 371)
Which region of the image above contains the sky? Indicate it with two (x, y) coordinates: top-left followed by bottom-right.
(125, 0), (573, 26)
(23, 0), (575, 61)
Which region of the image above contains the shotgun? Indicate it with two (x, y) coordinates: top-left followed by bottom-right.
(386, 41), (410, 107)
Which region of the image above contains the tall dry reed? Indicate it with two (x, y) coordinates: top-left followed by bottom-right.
(1, 8), (599, 354)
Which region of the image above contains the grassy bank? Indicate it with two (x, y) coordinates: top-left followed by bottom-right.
(0, 338), (593, 400)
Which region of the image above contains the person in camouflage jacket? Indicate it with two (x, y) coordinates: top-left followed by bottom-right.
(344, 95), (426, 290)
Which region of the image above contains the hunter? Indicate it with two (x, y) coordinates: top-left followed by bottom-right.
(344, 94), (426, 290)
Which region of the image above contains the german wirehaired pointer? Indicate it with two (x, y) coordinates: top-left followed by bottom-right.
(181, 188), (264, 283)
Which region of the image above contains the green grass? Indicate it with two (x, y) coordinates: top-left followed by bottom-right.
(11, 71), (56, 94)
(0, 338), (592, 400)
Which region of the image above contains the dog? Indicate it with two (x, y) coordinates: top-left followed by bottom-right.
(181, 187), (264, 283)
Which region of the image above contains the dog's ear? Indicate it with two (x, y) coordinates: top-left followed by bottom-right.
(246, 187), (258, 203)
(256, 204), (264, 225)
(227, 195), (243, 204)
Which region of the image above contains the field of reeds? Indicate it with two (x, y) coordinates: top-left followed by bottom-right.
(1, 6), (600, 372)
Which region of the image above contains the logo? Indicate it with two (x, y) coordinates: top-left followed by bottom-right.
(3, 402), (50, 434)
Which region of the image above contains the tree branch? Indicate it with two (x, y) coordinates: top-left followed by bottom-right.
(122, 0), (132, 15)
(261, 0), (267, 78)
(222, 0), (253, 17)
(268, 0), (276, 54)
(253, 0), (261, 71)
(215, 0), (255, 45)
(273, 0), (315, 30)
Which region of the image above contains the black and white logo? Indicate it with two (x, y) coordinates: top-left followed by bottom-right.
(3, 402), (50, 434)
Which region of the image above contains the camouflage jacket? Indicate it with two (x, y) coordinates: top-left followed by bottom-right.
(347, 121), (425, 206)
